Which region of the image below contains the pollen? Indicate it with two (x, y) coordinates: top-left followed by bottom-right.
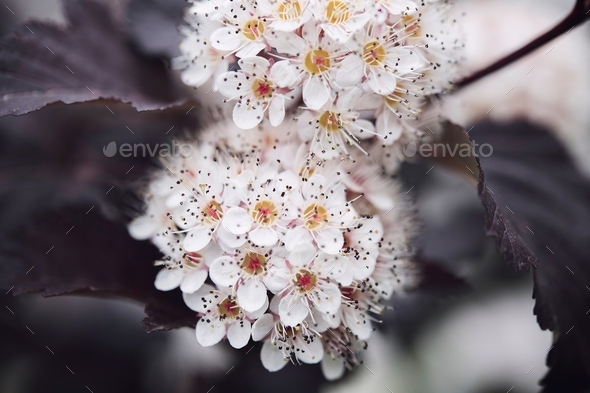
(252, 200), (279, 226)
(303, 203), (328, 229)
(202, 200), (224, 223)
(318, 111), (341, 132)
(242, 19), (265, 41)
(303, 49), (331, 75)
(251, 79), (274, 100)
(363, 41), (387, 66)
(325, 0), (351, 25)
(294, 269), (318, 293)
(241, 252), (267, 275)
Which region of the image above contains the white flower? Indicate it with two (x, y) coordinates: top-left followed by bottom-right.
(209, 245), (273, 312)
(269, 21), (357, 110)
(210, 2), (270, 58)
(297, 87), (375, 157)
(258, 0), (314, 32)
(217, 56), (299, 129)
(339, 24), (424, 96)
(154, 240), (222, 294)
(369, 0), (417, 24)
(264, 242), (342, 326)
(251, 298), (325, 371)
(175, 18), (231, 89)
(314, 0), (371, 43)
(183, 284), (268, 348)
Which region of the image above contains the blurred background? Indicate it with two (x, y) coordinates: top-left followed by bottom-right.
(1, 0), (589, 392)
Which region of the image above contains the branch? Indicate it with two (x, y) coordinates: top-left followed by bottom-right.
(454, 0), (590, 90)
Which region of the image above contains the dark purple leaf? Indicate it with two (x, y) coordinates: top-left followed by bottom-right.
(469, 121), (590, 392)
(0, 0), (190, 117)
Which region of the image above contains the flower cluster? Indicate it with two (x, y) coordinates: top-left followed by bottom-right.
(175, 0), (460, 159)
(129, 120), (417, 378)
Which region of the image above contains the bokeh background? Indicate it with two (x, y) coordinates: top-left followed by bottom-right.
(1, 0), (589, 392)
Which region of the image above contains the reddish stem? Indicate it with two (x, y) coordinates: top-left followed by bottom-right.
(454, 0), (590, 90)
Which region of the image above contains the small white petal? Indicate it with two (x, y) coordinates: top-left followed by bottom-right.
(217, 225), (247, 248)
(196, 317), (226, 347)
(210, 27), (241, 51)
(248, 226), (279, 247)
(223, 207), (252, 235)
(289, 242), (316, 267)
(284, 226), (314, 251)
(246, 295), (269, 320)
(128, 216), (158, 240)
(239, 56), (270, 74)
(270, 60), (299, 87)
(302, 76), (330, 110)
(367, 70), (397, 95)
(237, 278), (268, 312)
(296, 335), (324, 364)
(321, 355), (345, 380)
(180, 269), (209, 294)
(261, 340), (289, 372)
(233, 101), (265, 130)
(236, 41), (266, 58)
(334, 55), (364, 87)
(279, 293), (309, 326)
(184, 226), (213, 252)
(269, 95), (286, 127)
(315, 227), (344, 255)
(209, 256), (241, 287)
(227, 320), (251, 349)
(251, 314), (274, 341)
(154, 268), (183, 291)
(183, 284), (216, 312)
(315, 282), (342, 315)
(343, 310), (372, 340)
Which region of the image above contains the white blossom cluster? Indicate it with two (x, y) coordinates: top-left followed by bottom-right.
(175, 0), (461, 160)
(129, 120), (417, 379)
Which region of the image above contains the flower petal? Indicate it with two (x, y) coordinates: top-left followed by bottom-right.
(217, 225), (247, 248)
(180, 269), (209, 294)
(128, 216), (158, 240)
(321, 355), (345, 380)
(315, 227), (344, 254)
(333, 55), (364, 87)
(209, 256), (241, 287)
(284, 226), (314, 251)
(270, 60), (299, 87)
(196, 317), (226, 347)
(296, 335), (324, 364)
(315, 282), (342, 315)
(252, 314), (275, 341)
(237, 278), (268, 312)
(302, 76), (330, 110)
(269, 95), (285, 127)
(210, 26), (241, 51)
(343, 309), (372, 340)
(367, 69), (397, 96)
(279, 293), (309, 326)
(154, 268), (183, 291)
(248, 226), (279, 247)
(239, 56), (270, 74)
(227, 320), (251, 349)
(184, 226), (213, 252)
(233, 101), (265, 130)
(223, 207), (252, 235)
(183, 284), (216, 312)
(289, 242), (316, 267)
(261, 340), (289, 372)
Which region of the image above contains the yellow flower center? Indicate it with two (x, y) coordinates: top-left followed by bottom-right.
(304, 203), (328, 229)
(363, 41), (387, 66)
(325, 0), (351, 25)
(217, 298), (241, 319)
(303, 49), (331, 75)
(242, 19), (265, 41)
(241, 252), (267, 275)
(252, 200), (279, 226)
(294, 269), (318, 293)
(278, 0), (302, 21)
(402, 14), (421, 37)
(318, 111), (341, 132)
(251, 78), (274, 100)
